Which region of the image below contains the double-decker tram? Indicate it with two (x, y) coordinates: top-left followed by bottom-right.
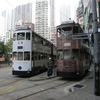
(56, 21), (90, 78)
(12, 27), (56, 76)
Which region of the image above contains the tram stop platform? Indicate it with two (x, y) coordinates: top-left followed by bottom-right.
(29, 67), (100, 100)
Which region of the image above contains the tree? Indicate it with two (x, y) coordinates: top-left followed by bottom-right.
(0, 42), (6, 57)
(0, 38), (12, 58)
(6, 38), (13, 53)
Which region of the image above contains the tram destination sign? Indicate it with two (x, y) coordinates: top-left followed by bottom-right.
(64, 43), (71, 47)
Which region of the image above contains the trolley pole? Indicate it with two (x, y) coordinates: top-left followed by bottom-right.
(92, 0), (100, 96)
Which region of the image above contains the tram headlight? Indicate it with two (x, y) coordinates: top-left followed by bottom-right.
(12, 68), (14, 70)
(27, 68), (31, 73)
(65, 66), (69, 70)
(27, 68), (30, 71)
(76, 72), (79, 75)
(18, 66), (22, 70)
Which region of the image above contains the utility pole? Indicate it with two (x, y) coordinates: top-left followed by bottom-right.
(92, 0), (100, 96)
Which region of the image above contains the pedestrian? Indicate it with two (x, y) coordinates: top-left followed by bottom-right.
(47, 57), (54, 77)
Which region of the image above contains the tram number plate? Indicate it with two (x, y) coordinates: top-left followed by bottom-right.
(64, 43), (70, 47)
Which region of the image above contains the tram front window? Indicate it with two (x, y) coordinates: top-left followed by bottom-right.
(62, 27), (72, 36)
(26, 32), (30, 40)
(58, 51), (63, 60)
(24, 52), (30, 60)
(13, 52), (17, 60)
(72, 49), (79, 60)
(17, 33), (25, 40)
(18, 52), (23, 60)
(64, 50), (70, 60)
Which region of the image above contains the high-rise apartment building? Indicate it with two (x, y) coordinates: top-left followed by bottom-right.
(77, 0), (84, 27)
(35, 0), (55, 41)
(1, 10), (12, 43)
(60, 4), (71, 24)
(15, 3), (33, 29)
(0, 15), (5, 42)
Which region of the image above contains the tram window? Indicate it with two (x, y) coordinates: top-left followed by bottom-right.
(57, 29), (61, 37)
(46, 42), (49, 46)
(17, 33), (25, 40)
(35, 52), (37, 60)
(18, 52), (23, 60)
(64, 50), (70, 60)
(37, 37), (41, 43)
(13, 33), (16, 41)
(41, 40), (43, 45)
(34, 35), (38, 42)
(38, 53), (41, 60)
(32, 51), (34, 60)
(62, 27), (72, 36)
(26, 32), (30, 40)
(41, 53), (43, 59)
(45, 54), (47, 59)
(58, 51), (63, 60)
(73, 27), (78, 34)
(13, 52), (17, 60)
(47, 54), (50, 59)
(43, 40), (46, 45)
(24, 52), (30, 60)
(72, 49), (79, 59)
(32, 33), (34, 41)
(43, 53), (45, 59)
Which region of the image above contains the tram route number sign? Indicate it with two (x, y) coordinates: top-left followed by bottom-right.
(64, 43), (71, 47)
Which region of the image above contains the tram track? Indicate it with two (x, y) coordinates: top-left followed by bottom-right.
(4, 77), (62, 95)
(0, 76), (72, 100)
(15, 81), (72, 100)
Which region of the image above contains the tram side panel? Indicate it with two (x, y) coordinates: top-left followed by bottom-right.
(31, 42), (52, 74)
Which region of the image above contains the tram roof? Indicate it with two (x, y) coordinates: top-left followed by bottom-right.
(61, 20), (75, 25)
(15, 27), (31, 31)
(56, 21), (80, 28)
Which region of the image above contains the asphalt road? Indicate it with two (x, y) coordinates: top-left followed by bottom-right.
(0, 67), (91, 100)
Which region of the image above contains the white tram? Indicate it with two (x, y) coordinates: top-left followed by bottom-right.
(12, 27), (56, 76)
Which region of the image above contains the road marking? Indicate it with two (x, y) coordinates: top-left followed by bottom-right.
(0, 79), (6, 81)
(0, 81), (23, 95)
(0, 79), (16, 81)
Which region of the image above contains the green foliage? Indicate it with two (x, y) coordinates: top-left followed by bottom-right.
(0, 42), (5, 55)
(0, 38), (12, 57)
(6, 38), (13, 53)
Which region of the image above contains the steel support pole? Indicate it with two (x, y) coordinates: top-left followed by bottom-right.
(92, 0), (100, 96)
